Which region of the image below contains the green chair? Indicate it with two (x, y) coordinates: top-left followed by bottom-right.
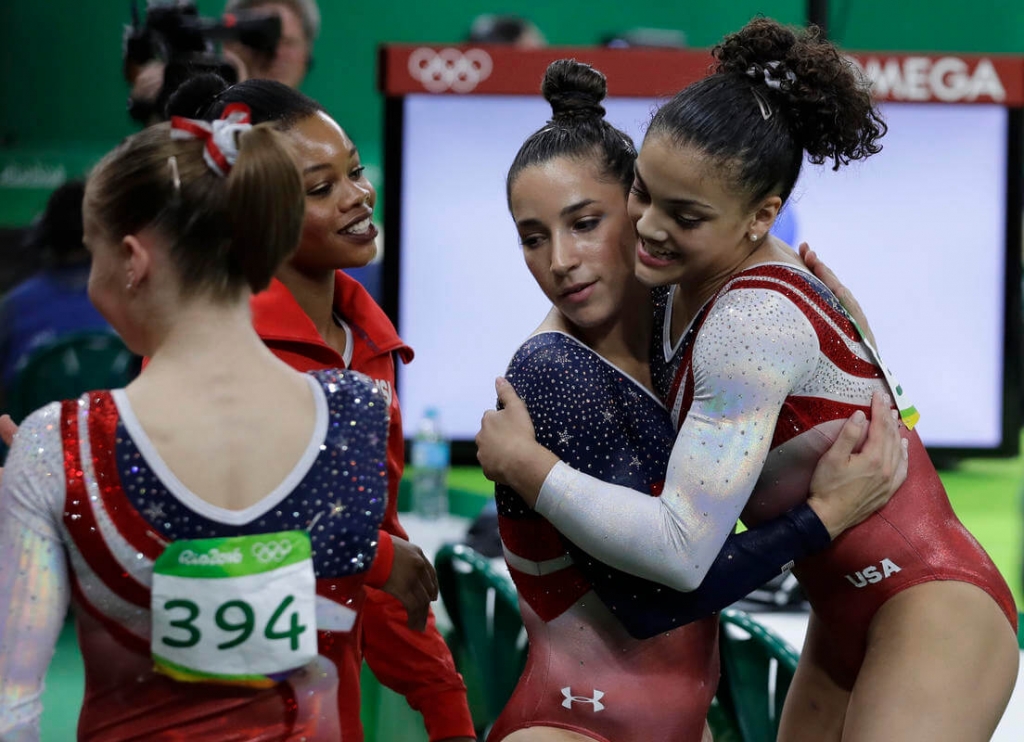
(434, 543), (527, 735)
(714, 608), (801, 742)
(8, 331), (137, 423)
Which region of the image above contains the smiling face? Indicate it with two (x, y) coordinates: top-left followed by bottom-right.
(627, 133), (780, 289)
(510, 155), (638, 334)
(283, 111), (377, 273)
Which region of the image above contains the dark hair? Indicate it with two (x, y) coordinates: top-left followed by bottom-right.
(469, 14), (536, 45)
(647, 17), (886, 206)
(506, 59), (637, 208)
(86, 120), (304, 298)
(27, 179), (87, 265)
(166, 74), (323, 130)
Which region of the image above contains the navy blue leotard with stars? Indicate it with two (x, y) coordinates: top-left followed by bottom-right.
(115, 371), (387, 579)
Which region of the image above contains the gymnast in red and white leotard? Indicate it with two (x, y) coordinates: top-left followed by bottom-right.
(649, 264), (1016, 681)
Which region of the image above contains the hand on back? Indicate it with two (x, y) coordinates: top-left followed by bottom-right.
(476, 378), (559, 506)
(800, 242), (878, 348)
(807, 390), (909, 539)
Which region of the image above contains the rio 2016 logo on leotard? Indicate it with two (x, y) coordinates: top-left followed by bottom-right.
(561, 687), (605, 712)
(407, 48), (493, 93)
(178, 548), (242, 566)
(844, 558), (902, 588)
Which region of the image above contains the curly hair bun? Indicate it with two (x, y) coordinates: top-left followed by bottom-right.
(715, 17), (800, 79)
(165, 73), (231, 120)
(714, 17), (884, 168)
(542, 59), (608, 123)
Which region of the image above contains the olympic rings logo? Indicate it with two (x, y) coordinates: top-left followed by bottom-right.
(251, 540), (293, 564)
(407, 47), (493, 93)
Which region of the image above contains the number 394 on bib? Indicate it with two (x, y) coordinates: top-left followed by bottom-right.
(151, 530), (318, 687)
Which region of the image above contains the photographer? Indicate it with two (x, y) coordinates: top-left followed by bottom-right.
(223, 0), (318, 89)
(126, 0), (318, 125)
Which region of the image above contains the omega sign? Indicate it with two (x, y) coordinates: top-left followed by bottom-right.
(850, 56), (1006, 102)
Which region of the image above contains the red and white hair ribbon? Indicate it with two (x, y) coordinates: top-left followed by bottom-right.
(170, 103), (252, 177)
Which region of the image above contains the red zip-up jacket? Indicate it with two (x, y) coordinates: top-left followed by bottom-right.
(250, 272), (474, 742)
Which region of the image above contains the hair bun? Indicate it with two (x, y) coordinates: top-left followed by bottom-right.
(713, 17), (799, 80)
(542, 59), (607, 122)
(165, 73), (231, 120)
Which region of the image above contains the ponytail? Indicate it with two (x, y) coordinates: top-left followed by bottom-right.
(227, 125), (304, 293)
(87, 117), (304, 299)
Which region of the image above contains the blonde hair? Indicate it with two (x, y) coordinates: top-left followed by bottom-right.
(86, 121), (303, 298)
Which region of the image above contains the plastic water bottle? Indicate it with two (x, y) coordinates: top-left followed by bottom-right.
(410, 407), (450, 519)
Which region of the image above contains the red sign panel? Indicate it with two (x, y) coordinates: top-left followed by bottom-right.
(380, 45), (1024, 106)
(380, 45), (713, 99)
(848, 54), (1023, 104)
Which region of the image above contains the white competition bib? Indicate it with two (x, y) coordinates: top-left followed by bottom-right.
(151, 530), (318, 687)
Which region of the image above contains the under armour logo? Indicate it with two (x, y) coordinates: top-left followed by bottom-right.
(561, 687), (605, 712)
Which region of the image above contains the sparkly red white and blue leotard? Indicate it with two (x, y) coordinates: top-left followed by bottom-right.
(0, 369), (388, 741)
(490, 331), (832, 742)
(537, 264), (1016, 688)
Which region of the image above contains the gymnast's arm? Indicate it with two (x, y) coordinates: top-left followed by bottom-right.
(500, 335), (828, 638)
(592, 506), (829, 639)
(0, 405), (71, 741)
(479, 289), (905, 593)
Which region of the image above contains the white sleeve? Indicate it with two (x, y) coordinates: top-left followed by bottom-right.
(536, 288), (819, 591)
(0, 403), (71, 741)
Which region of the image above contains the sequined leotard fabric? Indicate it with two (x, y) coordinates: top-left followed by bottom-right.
(490, 331), (833, 742)
(0, 369), (389, 740)
(539, 264), (1015, 687)
(489, 332), (718, 742)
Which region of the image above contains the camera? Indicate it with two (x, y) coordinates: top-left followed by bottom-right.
(123, 0), (281, 124)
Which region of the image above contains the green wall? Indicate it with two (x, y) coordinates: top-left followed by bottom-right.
(3, 0), (1024, 225)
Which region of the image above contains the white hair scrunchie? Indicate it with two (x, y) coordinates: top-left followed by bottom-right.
(169, 103), (253, 177)
(746, 60), (797, 92)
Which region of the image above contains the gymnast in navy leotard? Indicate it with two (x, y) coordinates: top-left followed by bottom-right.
(483, 59), (909, 742)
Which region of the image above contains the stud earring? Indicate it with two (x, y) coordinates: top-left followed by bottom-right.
(750, 233), (759, 242)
